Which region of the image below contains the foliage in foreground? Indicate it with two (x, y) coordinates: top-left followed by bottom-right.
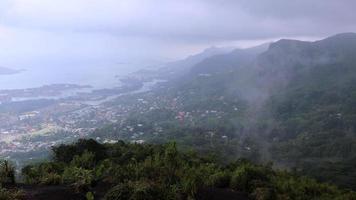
(0, 160), (15, 187)
(0, 160), (24, 200)
(21, 139), (356, 200)
(0, 188), (25, 200)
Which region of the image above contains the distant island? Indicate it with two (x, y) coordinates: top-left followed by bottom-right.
(0, 84), (92, 103)
(0, 66), (23, 75)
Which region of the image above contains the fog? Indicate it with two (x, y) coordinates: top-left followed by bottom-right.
(0, 0), (355, 89)
(2, 2), (356, 195)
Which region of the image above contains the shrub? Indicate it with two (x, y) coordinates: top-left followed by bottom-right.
(206, 171), (231, 188)
(21, 165), (39, 184)
(0, 188), (24, 200)
(39, 173), (62, 185)
(251, 187), (276, 200)
(104, 181), (163, 200)
(230, 164), (269, 193)
(86, 192), (95, 200)
(62, 167), (94, 191)
(0, 160), (15, 187)
(104, 183), (132, 200)
(52, 139), (106, 163)
(21, 162), (64, 185)
(71, 150), (96, 169)
(129, 181), (162, 200)
(94, 159), (115, 180)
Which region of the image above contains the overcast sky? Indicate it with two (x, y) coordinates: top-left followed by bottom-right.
(0, 0), (356, 69)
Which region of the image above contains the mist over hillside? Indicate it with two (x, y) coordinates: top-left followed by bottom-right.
(1, 1), (356, 199)
(2, 32), (356, 199)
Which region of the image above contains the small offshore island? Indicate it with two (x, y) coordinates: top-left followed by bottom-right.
(0, 66), (23, 75)
(0, 84), (92, 103)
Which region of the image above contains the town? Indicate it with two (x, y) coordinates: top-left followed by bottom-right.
(0, 76), (241, 166)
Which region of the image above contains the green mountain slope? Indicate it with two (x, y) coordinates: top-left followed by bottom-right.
(91, 33), (356, 190)
(155, 32), (356, 189)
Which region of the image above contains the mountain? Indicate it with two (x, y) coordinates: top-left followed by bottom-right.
(256, 33), (356, 89)
(150, 32), (356, 189)
(126, 46), (236, 83)
(184, 32), (356, 104)
(157, 46), (235, 78)
(257, 33), (356, 188)
(191, 43), (269, 75)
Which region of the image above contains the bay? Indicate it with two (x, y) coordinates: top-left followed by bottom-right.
(0, 63), (146, 90)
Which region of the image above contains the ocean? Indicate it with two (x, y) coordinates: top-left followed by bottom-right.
(0, 63), (146, 90)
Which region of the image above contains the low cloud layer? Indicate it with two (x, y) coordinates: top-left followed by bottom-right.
(0, 0), (355, 69)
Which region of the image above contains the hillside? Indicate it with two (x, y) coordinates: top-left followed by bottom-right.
(261, 33), (356, 188)
(91, 33), (356, 190)
(187, 32), (356, 188)
(155, 46), (235, 79)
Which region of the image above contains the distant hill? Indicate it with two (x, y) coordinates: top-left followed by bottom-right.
(127, 46), (236, 82)
(157, 46), (236, 78)
(191, 43), (269, 75)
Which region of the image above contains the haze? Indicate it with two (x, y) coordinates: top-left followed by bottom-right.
(0, 0), (355, 71)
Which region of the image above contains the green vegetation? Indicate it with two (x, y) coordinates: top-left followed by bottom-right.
(20, 139), (356, 199)
(0, 188), (24, 200)
(4, 33), (356, 199)
(91, 33), (356, 191)
(0, 160), (23, 200)
(0, 160), (15, 187)
(266, 61), (356, 188)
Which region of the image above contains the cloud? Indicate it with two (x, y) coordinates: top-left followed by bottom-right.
(2, 0), (356, 40)
(0, 0), (355, 68)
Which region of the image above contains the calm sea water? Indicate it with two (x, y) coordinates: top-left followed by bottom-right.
(0, 63), (145, 90)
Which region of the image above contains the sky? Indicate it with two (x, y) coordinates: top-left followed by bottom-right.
(0, 0), (356, 70)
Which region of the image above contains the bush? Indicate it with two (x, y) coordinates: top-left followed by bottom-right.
(39, 173), (62, 185)
(206, 171), (231, 188)
(129, 181), (162, 200)
(21, 165), (39, 184)
(251, 187), (276, 200)
(62, 167), (94, 191)
(71, 150), (96, 169)
(104, 183), (132, 200)
(230, 164), (269, 193)
(0, 188), (24, 200)
(104, 181), (163, 200)
(21, 162), (64, 185)
(0, 160), (15, 187)
(94, 159), (115, 180)
(52, 139), (106, 164)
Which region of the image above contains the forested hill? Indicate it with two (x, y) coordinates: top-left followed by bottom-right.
(91, 33), (356, 190)
(186, 32), (356, 189)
